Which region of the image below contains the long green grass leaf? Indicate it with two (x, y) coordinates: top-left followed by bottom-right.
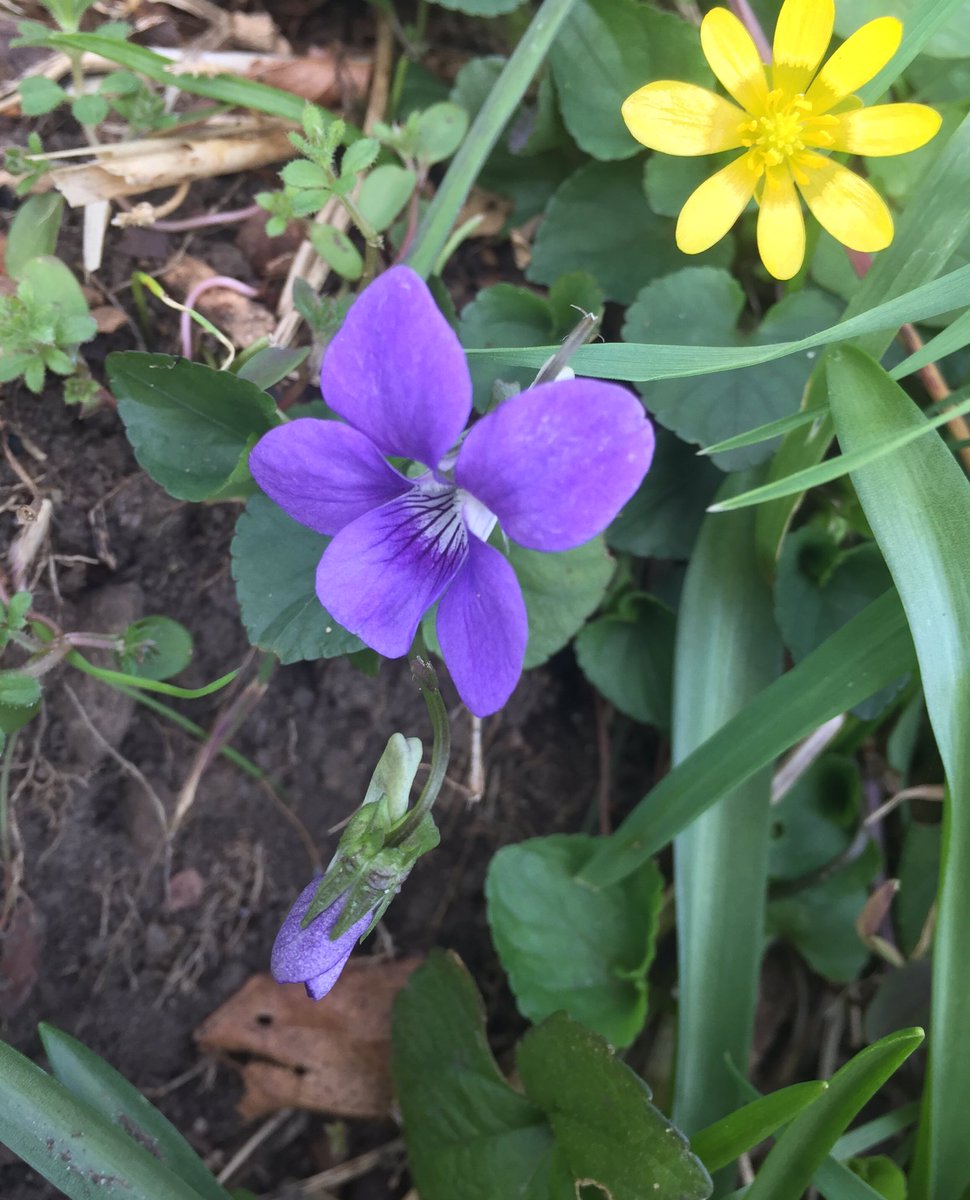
(0, 1040), (207, 1200)
(48, 33), (313, 122)
(691, 1083), (827, 1174)
(465, 263), (970, 380)
(40, 1026), (231, 1200)
(406, 0), (580, 278)
(744, 1029), (924, 1200)
(672, 473), (781, 1147)
(579, 590), (914, 889)
(709, 386), (970, 513)
(828, 346), (970, 1200)
(857, 0), (969, 103)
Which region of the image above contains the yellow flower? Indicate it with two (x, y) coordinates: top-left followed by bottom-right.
(621, 0), (942, 280)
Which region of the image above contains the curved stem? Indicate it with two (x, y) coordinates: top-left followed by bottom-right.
(384, 659), (451, 847)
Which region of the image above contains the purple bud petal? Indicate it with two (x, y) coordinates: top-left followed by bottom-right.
(271, 878), (373, 1001)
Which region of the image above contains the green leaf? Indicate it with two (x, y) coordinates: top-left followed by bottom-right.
(670, 472), (782, 1138)
(5, 195), (65, 279)
(308, 224), (363, 281)
(769, 755), (861, 882)
(575, 595), (675, 727)
(0, 671), (42, 710)
(690, 1082), (829, 1173)
(745, 1029), (924, 1200)
(528, 159), (732, 304)
(459, 284), (553, 408)
(280, 159), (330, 190)
(235, 346), (309, 390)
(391, 951), (565, 1200)
(549, 0), (707, 161)
(71, 92), (108, 125)
(579, 588), (915, 889)
(847, 1155), (908, 1200)
(624, 269), (842, 471)
(428, 0), (524, 14)
(19, 76), (66, 115)
(0, 1038), (211, 1200)
(485, 835), (663, 1047)
(340, 136), (379, 178)
(767, 841), (881, 983)
(415, 102), (469, 164)
(357, 165), (416, 233)
(508, 537), (614, 670)
(231, 493), (363, 664)
(19, 255), (92, 327)
(39, 1025), (231, 1200)
(774, 526), (894, 661)
(117, 616), (193, 681)
(895, 819), (941, 958)
(606, 427), (720, 560)
(827, 346), (970, 1200)
(517, 1013), (712, 1200)
(644, 153), (720, 219)
(107, 353), (279, 501)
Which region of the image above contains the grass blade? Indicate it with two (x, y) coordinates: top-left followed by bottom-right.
(40, 1025), (231, 1200)
(690, 1083), (827, 1174)
(828, 346), (970, 1200)
(579, 589), (914, 889)
(672, 473), (781, 1146)
(406, 0), (580, 278)
(0, 1039), (207, 1200)
(745, 1029), (924, 1200)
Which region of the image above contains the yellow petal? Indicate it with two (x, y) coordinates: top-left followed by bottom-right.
(757, 165), (805, 280)
(796, 154), (893, 252)
(772, 0), (834, 96)
(700, 8), (769, 115)
(676, 153), (760, 254)
(832, 103), (943, 156)
(807, 18), (902, 114)
(622, 82), (747, 155)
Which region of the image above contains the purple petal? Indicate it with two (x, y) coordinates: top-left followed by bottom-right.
(250, 419), (410, 536)
(456, 379), (655, 551)
(320, 266), (472, 468)
(315, 484), (468, 658)
(271, 879), (372, 999)
(437, 535), (527, 717)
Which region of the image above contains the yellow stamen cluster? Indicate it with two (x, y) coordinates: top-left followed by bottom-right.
(737, 90), (836, 171)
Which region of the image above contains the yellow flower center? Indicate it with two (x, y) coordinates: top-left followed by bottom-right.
(738, 89), (837, 171)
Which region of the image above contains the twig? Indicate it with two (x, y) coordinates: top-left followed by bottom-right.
(279, 1139), (405, 1199)
(63, 684), (169, 841)
(217, 1108), (295, 1186)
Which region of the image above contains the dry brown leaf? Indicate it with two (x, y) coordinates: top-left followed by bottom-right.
(456, 188), (513, 240)
(195, 958), (421, 1120)
(248, 48), (372, 107)
(90, 304), (129, 334)
(163, 255), (275, 347)
(229, 12), (292, 55)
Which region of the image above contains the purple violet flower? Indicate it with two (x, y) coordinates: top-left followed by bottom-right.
(250, 266), (655, 716)
(271, 877), (373, 1000)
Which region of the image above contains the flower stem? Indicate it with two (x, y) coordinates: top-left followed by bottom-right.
(405, 0), (580, 278)
(384, 659), (451, 847)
